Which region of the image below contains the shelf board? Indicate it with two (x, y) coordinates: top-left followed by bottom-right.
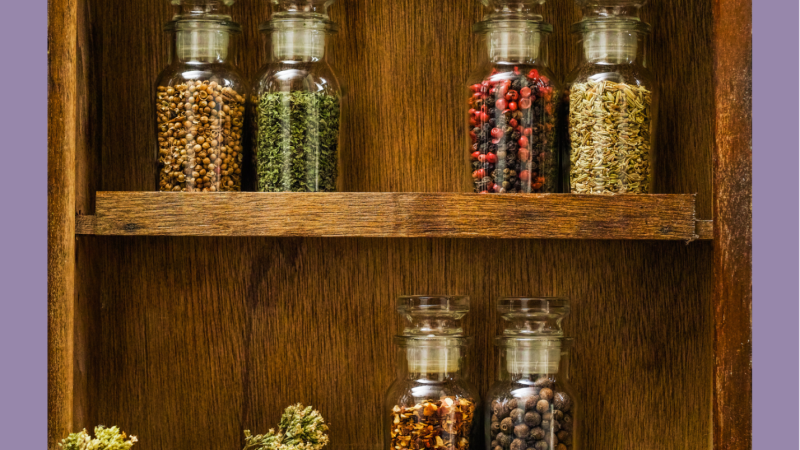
(75, 192), (711, 240)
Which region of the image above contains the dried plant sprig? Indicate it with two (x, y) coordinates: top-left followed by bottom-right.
(59, 426), (137, 450)
(244, 404), (330, 450)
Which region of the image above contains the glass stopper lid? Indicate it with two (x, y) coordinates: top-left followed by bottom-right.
(480, 0), (546, 22)
(574, 0), (647, 20)
(270, 0), (335, 19)
(397, 295), (469, 337)
(498, 297), (570, 336)
(169, 0), (235, 22)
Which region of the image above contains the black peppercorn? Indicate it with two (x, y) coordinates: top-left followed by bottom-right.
(536, 399), (550, 414)
(500, 417), (514, 433)
(510, 408), (525, 424)
(556, 431), (570, 444)
(541, 419), (551, 431)
(552, 410), (563, 422)
(534, 377), (553, 389)
(507, 398), (518, 410)
(491, 421), (501, 435)
(553, 392), (571, 413)
(497, 432), (512, 447)
(491, 440), (499, 448)
(534, 441), (548, 450)
(513, 424), (529, 439)
(492, 414), (500, 423)
(539, 388), (554, 402)
(561, 415), (573, 432)
(510, 438), (525, 450)
(545, 432), (558, 446)
(529, 427), (545, 441)
(524, 411), (541, 427)
(555, 444), (567, 450)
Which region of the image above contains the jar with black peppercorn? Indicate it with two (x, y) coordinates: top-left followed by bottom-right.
(487, 298), (580, 450)
(155, 0), (248, 192)
(467, 0), (561, 194)
(251, 0), (342, 192)
(385, 296), (480, 450)
(564, 0), (658, 194)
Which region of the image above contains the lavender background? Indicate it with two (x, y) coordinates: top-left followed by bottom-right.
(0, 0), (795, 448)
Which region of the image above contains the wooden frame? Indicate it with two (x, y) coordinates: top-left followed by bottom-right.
(47, 0), (751, 448)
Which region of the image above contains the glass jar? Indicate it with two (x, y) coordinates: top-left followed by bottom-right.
(385, 296), (480, 450)
(155, 0), (248, 192)
(467, 2), (561, 194)
(487, 298), (580, 450)
(251, 0), (342, 192)
(564, 1), (657, 194)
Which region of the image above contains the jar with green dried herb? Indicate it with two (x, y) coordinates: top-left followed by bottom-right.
(564, 1), (657, 194)
(251, 1), (342, 192)
(155, 0), (248, 192)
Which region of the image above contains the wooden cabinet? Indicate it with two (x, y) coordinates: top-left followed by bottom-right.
(48, 0), (751, 449)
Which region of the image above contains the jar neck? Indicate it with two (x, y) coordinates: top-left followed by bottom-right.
(577, 27), (647, 66)
(170, 27), (237, 64)
(264, 20), (335, 63)
(497, 341), (570, 380)
(478, 26), (550, 66)
(398, 344), (466, 381)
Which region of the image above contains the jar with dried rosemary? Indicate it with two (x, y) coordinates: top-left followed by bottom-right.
(251, 0), (342, 192)
(564, 1), (657, 194)
(155, 0), (248, 192)
(385, 296), (480, 450)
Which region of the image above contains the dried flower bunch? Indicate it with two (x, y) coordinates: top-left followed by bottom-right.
(568, 80), (652, 194)
(59, 426), (138, 450)
(244, 403), (330, 450)
(390, 397), (476, 450)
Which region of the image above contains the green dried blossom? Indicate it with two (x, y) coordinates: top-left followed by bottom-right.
(244, 404), (330, 450)
(60, 426), (137, 450)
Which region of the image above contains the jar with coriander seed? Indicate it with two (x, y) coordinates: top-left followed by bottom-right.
(487, 298), (580, 450)
(467, 0), (561, 194)
(252, 0), (342, 192)
(385, 296), (480, 450)
(155, 0), (248, 192)
(564, 0), (657, 194)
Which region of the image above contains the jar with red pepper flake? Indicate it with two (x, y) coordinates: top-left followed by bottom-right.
(467, 15), (561, 194)
(385, 296), (480, 450)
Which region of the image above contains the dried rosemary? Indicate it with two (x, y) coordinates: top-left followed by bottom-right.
(567, 80), (653, 194)
(256, 91), (340, 192)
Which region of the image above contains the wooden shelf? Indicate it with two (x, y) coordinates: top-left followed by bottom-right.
(76, 192), (711, 240)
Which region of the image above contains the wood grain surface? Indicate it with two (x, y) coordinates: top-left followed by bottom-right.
(712, 0), (753, 448)
(54, 0), (723, 448)
(77, 192), (703, 240)
(48, 0), (78, 448)
(82, 236), (713, 450)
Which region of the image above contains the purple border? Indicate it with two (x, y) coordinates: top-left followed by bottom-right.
(0, 0), (795, 447)
(752, 0), (799, 447)
(0, 0), (48, 447)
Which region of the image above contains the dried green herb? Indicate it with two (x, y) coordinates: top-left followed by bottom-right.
(244, 404), (330, 450)
(256, 91), (340, 192)
(59, 426), (137, 450)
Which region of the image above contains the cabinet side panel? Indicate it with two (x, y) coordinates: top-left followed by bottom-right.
(713, 0), (753, 448)
(48, 0), (78, 447)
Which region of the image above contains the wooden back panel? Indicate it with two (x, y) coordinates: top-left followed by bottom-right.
(60, 0), (719, 449)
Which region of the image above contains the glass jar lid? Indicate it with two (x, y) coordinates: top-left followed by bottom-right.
(270, 0), (335, 21)
(495, 336), (573, 373)
(397, 295), (469, 337)
(498, 297), (570, 336)
(166, 0), (240, 32)
(575, 0), (647, 20)
(480, 0), (545, 21)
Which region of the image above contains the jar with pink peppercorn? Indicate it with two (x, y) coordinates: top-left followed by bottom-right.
(466, 1), (561, 194)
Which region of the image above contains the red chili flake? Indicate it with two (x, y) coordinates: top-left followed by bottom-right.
(527, 69), (539, 80)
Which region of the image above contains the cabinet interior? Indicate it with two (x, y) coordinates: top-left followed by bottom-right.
(70, 0), (716, 449)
